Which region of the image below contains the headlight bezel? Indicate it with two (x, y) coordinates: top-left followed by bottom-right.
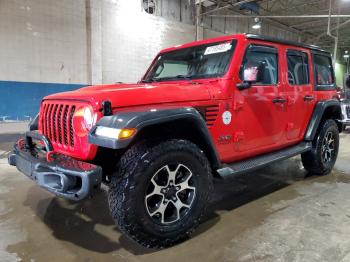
(73, 105), (97, 136)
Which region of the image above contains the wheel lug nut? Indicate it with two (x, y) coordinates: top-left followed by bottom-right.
(176, 186), (180, 190)
(172, 197), (177, 201)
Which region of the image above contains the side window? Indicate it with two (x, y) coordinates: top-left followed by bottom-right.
(313, 54), (334, 86)
(240, 45), (278, 85)
(287, 51), (309, 85)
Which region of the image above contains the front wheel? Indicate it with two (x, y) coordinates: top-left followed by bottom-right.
(108, 139), (213, 248)
(301, 119), (339, 175)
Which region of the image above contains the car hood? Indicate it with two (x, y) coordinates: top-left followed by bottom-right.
(44, 82), (212, 109)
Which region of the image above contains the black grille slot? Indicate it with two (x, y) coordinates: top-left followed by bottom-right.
(69, 106), (75, 147)
(63, 105), (69, 145)
(47, 104), (54, 139)
(57, 105), (63, 144)
(52, 104), (58, 142)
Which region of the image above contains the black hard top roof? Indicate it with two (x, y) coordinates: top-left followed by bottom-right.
(245, 34), (330, 55)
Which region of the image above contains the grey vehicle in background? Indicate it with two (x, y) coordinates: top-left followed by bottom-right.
(340, 75), (350, 130)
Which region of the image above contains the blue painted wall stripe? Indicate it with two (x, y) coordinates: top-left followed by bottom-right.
(0, 81), (86, 121)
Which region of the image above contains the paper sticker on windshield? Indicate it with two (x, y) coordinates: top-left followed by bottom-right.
(204, 43), (232, 55)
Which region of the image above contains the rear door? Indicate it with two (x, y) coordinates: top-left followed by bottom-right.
(284, 49), (315, 141)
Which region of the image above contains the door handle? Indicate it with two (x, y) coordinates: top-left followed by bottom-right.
(272, 97), (287, 104)
(304, 95), (314, 101)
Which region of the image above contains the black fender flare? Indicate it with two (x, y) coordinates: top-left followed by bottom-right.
(88, 107), (221, 169)
(304, 100), (342, 141)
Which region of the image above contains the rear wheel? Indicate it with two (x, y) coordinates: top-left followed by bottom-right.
(108, 139), (213, 248)
(301, 119), (339, 175)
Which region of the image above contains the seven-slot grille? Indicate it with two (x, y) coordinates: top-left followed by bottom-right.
(346, 105), (350, 119)
(41, 102), (76, 147)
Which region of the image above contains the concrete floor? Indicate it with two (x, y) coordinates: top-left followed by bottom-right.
(0, 122), (29, 135)
(0, 130), (350, 262)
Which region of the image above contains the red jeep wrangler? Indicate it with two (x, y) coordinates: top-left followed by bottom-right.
(9, 34), (343, 248)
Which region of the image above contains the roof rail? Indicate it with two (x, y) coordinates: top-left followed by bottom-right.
(245, 34), (329, 54)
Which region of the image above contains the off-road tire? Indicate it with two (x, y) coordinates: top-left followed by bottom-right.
(108, 139), (213, 248)
(301, 119), (339, 175)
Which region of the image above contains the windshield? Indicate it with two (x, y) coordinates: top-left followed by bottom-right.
(143, 40), (236, 83)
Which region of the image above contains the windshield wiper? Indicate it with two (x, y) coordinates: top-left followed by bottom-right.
(140, 78), (158, 83)
(141, 75), (193, 83)
(174, 75), (193, 80)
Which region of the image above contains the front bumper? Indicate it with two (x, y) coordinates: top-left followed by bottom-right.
(8, 131), (102, 201)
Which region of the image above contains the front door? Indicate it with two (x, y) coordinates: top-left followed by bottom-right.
(232, 43), (288, 157)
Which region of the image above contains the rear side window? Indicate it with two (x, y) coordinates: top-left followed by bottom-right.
(240, 45), (278, 85)
(287, 50), (309, 85)
(313, 54), (334, 86)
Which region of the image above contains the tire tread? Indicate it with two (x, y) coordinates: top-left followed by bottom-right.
(108, 139), (212, 248)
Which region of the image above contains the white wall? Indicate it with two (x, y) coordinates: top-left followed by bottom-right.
(0, 0), (197, 85)
(0, 0), (306, 120)
(0, 0), (302, 85)
(0, 0), (88, 84)
(101, 0), (196, 84)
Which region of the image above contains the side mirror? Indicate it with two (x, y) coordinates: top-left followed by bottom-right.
(346, 74), (350, 89)
(237, 61), (265, 90)
(154, 62), (164, 77)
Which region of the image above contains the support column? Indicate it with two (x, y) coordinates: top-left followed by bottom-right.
(196, 0), (204, 41)
(86, 0), (103, 85)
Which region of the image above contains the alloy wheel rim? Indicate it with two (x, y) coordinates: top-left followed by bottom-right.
(145, 163), (196, 225)
(322, 131), (335, 164)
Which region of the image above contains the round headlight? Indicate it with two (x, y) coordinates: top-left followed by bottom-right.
(73, 106), (97, 136)
(83, 106), (95, 130)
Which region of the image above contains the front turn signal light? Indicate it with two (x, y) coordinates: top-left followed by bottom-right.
(118, 128), (136, 139)
(95, 126), (136, 140)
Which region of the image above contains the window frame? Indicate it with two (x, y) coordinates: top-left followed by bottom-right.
(311, 51), (336, 91)
(239, 44), (279, 86)
(286, 49), (310, 86)
(143, 40), (237, 82)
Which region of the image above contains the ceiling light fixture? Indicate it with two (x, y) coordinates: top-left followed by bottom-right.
(252, 17), (261, 30)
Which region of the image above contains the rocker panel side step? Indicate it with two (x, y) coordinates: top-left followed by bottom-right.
(217, 142), (312, 179)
